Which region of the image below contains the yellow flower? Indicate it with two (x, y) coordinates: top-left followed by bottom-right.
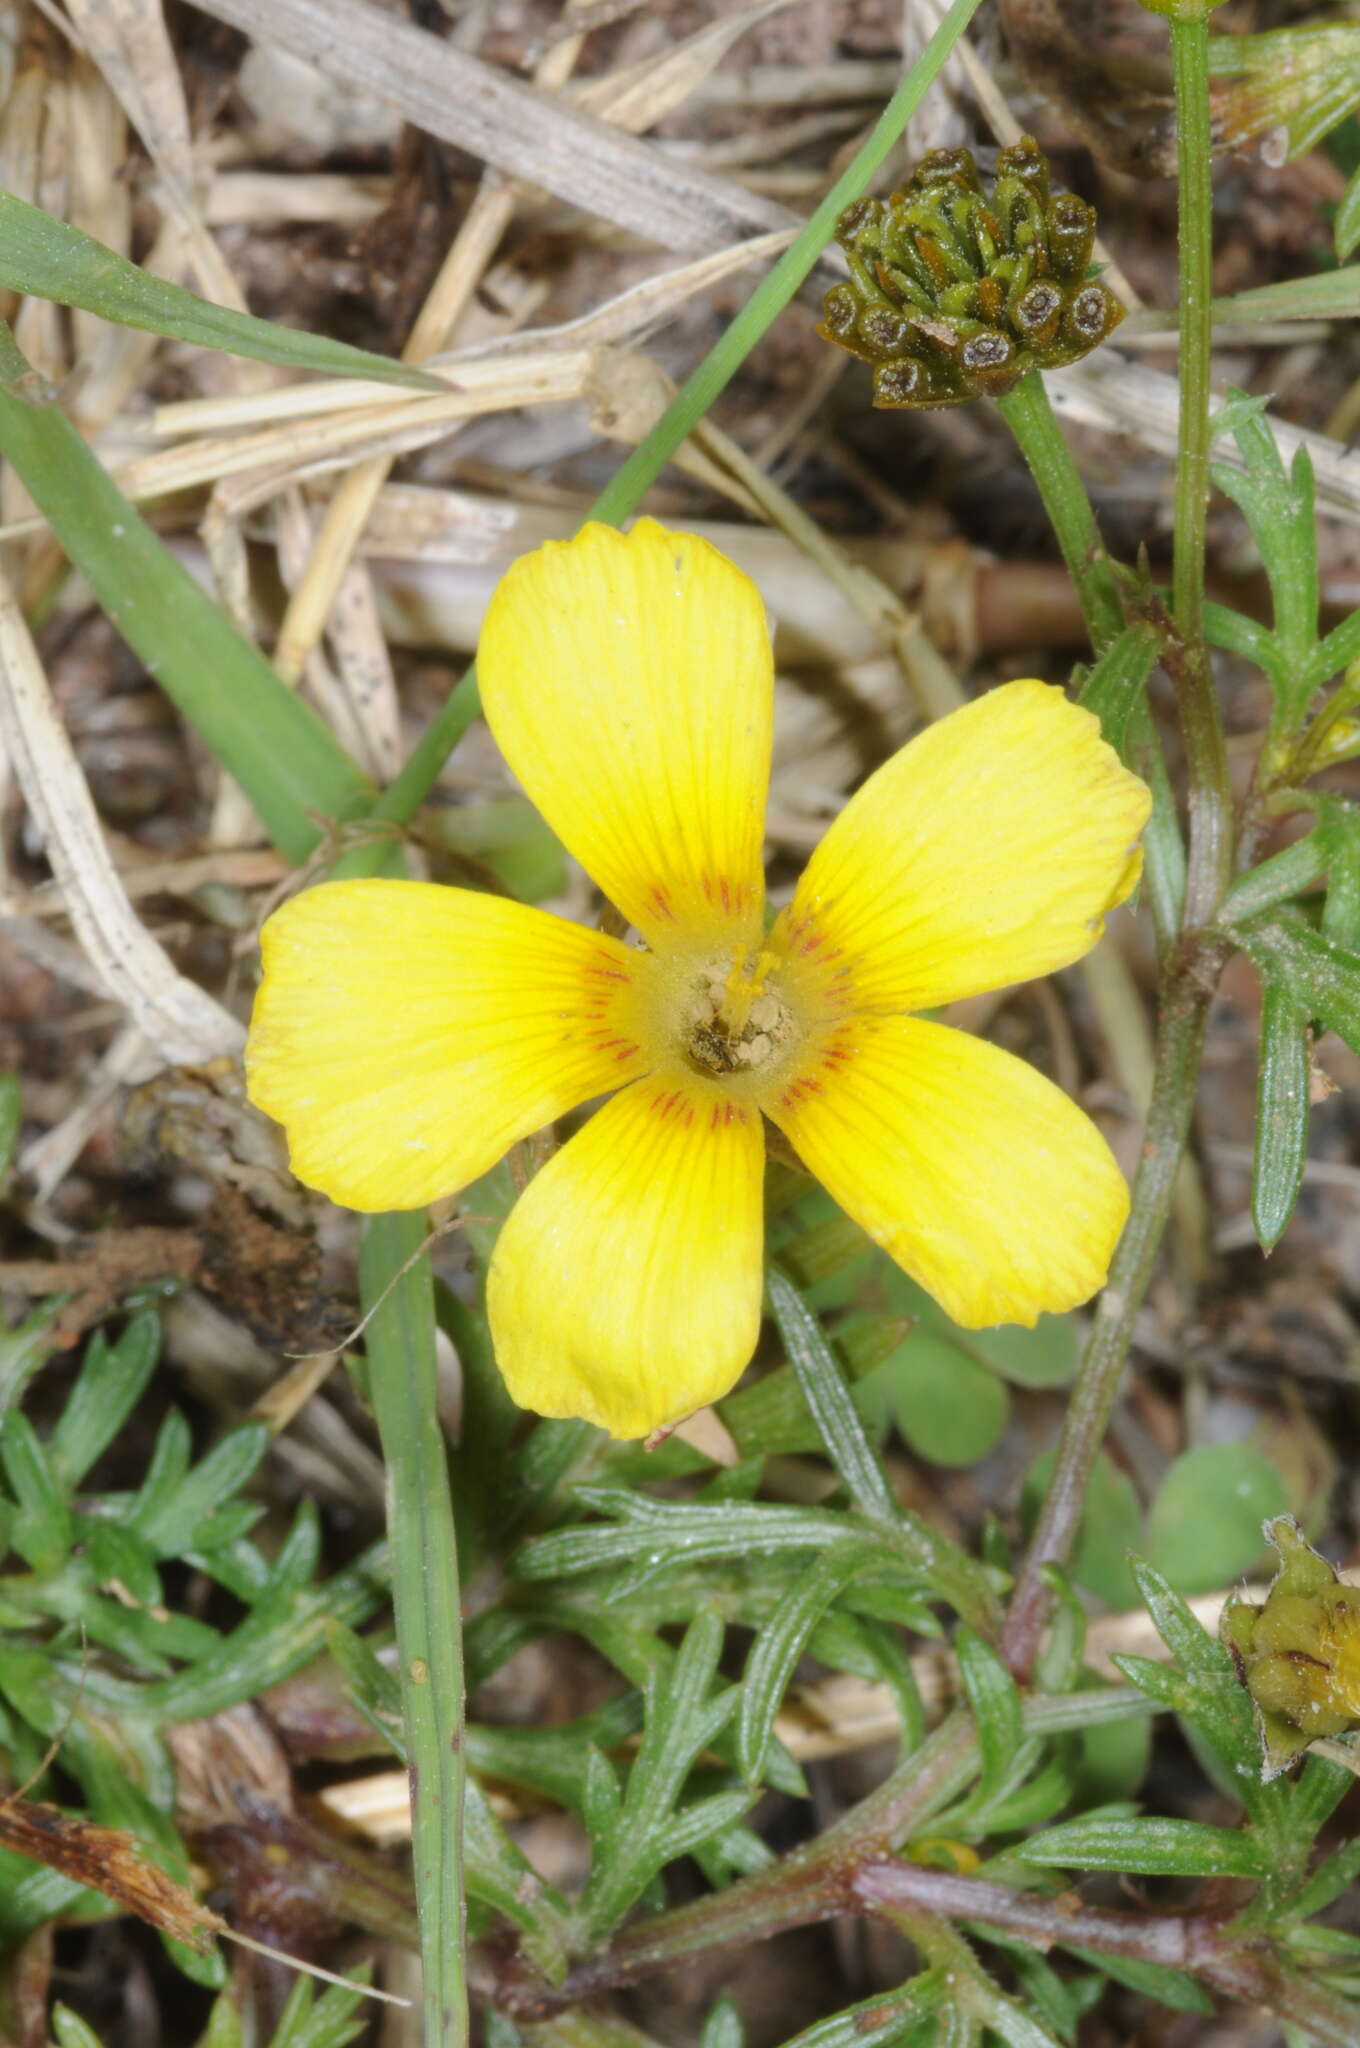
(247, 520), (1150, 1441)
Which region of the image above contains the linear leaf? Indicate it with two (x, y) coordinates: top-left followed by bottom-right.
(1232, 912), (1360, 1053)
(1023, 1815), (1268, 1877)
(737, 1545), (868, 1781)
(46, 1312), (160, 1491)
(767, 1264), (898, 1520)
(1062, 1948), (1213, 2016)
(955, 1628), (1023, 1804)
(1077, 622), (1158, 755)
(0, 195), (438, 388)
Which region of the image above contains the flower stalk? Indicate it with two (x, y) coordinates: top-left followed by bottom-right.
(999, 10), (1237, 1675)
(993, 370), (1125, 656)
(1000, 940), (1223, 1676)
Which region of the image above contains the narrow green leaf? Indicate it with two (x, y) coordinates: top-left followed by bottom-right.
(1209, 396), (1319, 721)
(1128, 1558), (1234, 1683)
(53, 2009), (107, 2048)
(1254, 980), (1312, 1250)
(737, 1545), (868, 1780)
(1061, 1949), (1213, 2016)
(771, 1977), (944, 2048)
(1339, 167), (1360, 262)
(1231, 911), (1360, 1055)
(122, 1409), (193, 1536)
(47, 1313), (161, 1490)
(327, 1621), (406, 1761)
(0, 1298), (66, 1419)
(0, 195), (438, 388)
(583, 1610), (737, 1937)
(1023, 1814), (1267, 1877)
(138, 1530), (388, 1723)
(1221, 832), (1327, 925)
(358, 1212), (466, 2048)
(269, 1973), (371, 2048)
(701, 1999), (745, 2048)
(135, 1423), (270, 1556)
(462, 1780), (571, 1983)
(0, 1412), (73, 1569)
(0, 1073), (19, 1180)
(515, 1492), (887, 1579)
(955, 1628), (1023, 1803)
(767, 1264), (898, 1520)
(1077, 623), (1158, 756)
(1289, 1833), (1360, 1921)
(1032, 1566), (1087, 1696)
(0, 326), (373, 864)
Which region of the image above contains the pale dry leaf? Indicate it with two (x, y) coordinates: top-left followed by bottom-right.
(191, 0), (793, 256)
(572, 0), (798, 134)
(0, 570), (243, 1065)
(1051, 353), (1360, 528)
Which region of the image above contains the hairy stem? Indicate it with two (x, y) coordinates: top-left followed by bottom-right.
(1000, 940), (1223, 1677)
(998, 11), (1235, 1677)
(489, 1691), (1149, 2015)
(1170, 12), (1233, 926)
(995, 372), (1126, 657)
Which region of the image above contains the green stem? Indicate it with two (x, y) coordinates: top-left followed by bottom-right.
(495, 1690), (1148, 2009)
(1000, 941), (1223, 1677)
(994, 371), (1125, 657)
(359, 1214), (467, 2048)
(996, 12), (1235, 1679)
(996, 369), (1186, 949)
(1170, 13), (1233, 927)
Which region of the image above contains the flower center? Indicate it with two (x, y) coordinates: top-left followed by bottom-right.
(684, 953), (794, 1077)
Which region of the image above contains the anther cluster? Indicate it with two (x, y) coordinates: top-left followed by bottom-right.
(820, 138), (1124, 408)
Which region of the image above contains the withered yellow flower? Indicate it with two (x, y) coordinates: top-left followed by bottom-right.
(247, 521), (1150, 1440)
(1223, 1517), (1360, 1776)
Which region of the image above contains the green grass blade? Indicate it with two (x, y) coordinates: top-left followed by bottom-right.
(0, 325), (373, 864)
(359, 1214), (467, 2048)
(0, 194), (440, 388)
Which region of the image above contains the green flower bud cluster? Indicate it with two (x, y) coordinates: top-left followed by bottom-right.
(820, 138), (1125, 409)
(1222, 1517), (1360, 1778)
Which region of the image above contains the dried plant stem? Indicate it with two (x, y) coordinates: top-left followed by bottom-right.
(272, 22), (588, 686)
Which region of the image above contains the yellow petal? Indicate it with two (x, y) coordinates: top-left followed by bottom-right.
(771, 679), (1150, 1012)
(769, 1014), (1128, 1328)
(477, 519), (772, 950)
(247, 880), (647, 1211)
(487, 1071), (764, 1438)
